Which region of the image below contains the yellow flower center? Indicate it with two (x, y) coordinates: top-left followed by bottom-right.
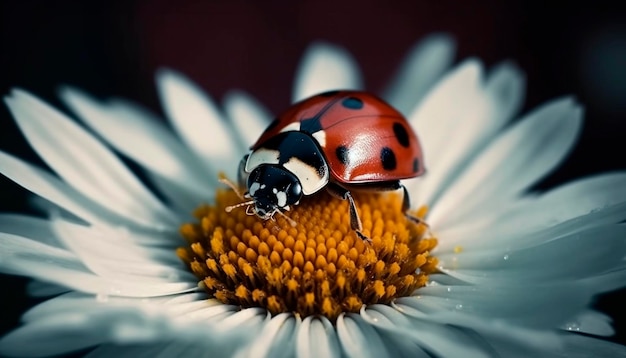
(177, 189), (438, 322)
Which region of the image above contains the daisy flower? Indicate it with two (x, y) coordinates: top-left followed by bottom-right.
(1, 34), (626, 357)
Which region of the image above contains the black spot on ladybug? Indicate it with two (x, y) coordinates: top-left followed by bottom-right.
(413, 158), (420, 173)
(380, 147), (397, 171)
(341, 97), (364, 110)
(393, 122), (410, 147)
(319, 90), (340, 97)
(335, 145), (349, 165)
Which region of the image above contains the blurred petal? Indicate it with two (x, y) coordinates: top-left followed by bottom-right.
(399, 283), (588, 328)
(558, 333), (626, 358)
(438, 224), (626, 285)
(51, 219), (192, 283)
(485, 62), (526, 128)
(0, 150), (120, 227)
(223, 90), (272, 148)
(362, 305), (493, 357)
(430, 97), (583, 228)
(292, 42), (363, 102)
(156, 69), (239, 172)
(60, 87), (215, 205)
(5, 90), (177, 230)
(561, 310), (615, 336)
(0, 214), (61, 248)
(0, 303), (181, 357)
(382, 33), (456, 115)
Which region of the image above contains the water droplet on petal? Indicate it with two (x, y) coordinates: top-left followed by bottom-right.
(565, 321), (581, 331)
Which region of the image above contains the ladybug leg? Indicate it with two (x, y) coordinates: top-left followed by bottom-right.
(327, 183), (370, 242)
(400, 184), (429, 228)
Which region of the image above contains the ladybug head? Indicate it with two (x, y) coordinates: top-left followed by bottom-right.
(246, 164), (303, 219)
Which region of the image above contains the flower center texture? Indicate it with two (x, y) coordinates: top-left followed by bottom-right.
(178, 189), (438, 321)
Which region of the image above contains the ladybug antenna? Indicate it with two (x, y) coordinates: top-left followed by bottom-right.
(225, 200), (255, 213)
(219, 175), (245, 200)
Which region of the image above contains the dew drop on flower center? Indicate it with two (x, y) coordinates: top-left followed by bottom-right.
(177, 189), (438, 321)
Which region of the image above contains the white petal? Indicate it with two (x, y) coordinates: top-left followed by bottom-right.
(5, 90), (177, 230)
(406, 59), (487, 205)
(0, 231), (196, 297)
(377, 329), (430, 358)
(485, 172), (626, 237)
(0, 150), (139, 228)
(393, 301), (563, 355)
(409, 59), (483, 166)
(430, 97), (583, 228)
(51, 219), (193, 283)
(558, 333), (626, 357)
(223, 90), (272, 149)
(147, 172), (213, 215)
(176, 303), (238, 322)
(60, 87), (216, 202)
(382, 33), (456, 115)
(439, 224), (626, 287)
(561, 310), (614, 336)
(0, 303), (183, 357)
(485, 62), (525, 128)
(27, 281), (69, 297)
(0, 214), (61, 248)
(580, 268), (626, 294)
(336, 314), (390, 358)
(155, 343), (212, 358)
(212, 307), (267, 332)
(437, 200), (626, 255)
(296, 316), (341, 358)
(163, 292), (213, 316)
(361, 305), (492, 357)
(400, 282), (589, 328)
(422, 62), (525, 200)
(156, 69), (239, 172)
(292, 42), (363, 102)
(0, 314), (104, 357)
(236, 313), (297, 358)
(0, 232), (85, 275)
(86, 343), (173, 358)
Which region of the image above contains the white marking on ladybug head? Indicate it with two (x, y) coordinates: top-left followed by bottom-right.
(312, 130), (326, 148)
(271, 187), (288, 208)
(283, 157), (329, 195)
(249, 182), (261, 196)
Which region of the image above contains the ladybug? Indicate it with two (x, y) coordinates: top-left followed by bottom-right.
(225, 90), (425, 240)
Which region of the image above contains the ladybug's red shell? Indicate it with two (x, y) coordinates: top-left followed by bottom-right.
(253, 90), (425, 185)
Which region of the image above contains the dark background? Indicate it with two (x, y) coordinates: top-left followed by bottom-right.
(1, 0), (625, 349)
